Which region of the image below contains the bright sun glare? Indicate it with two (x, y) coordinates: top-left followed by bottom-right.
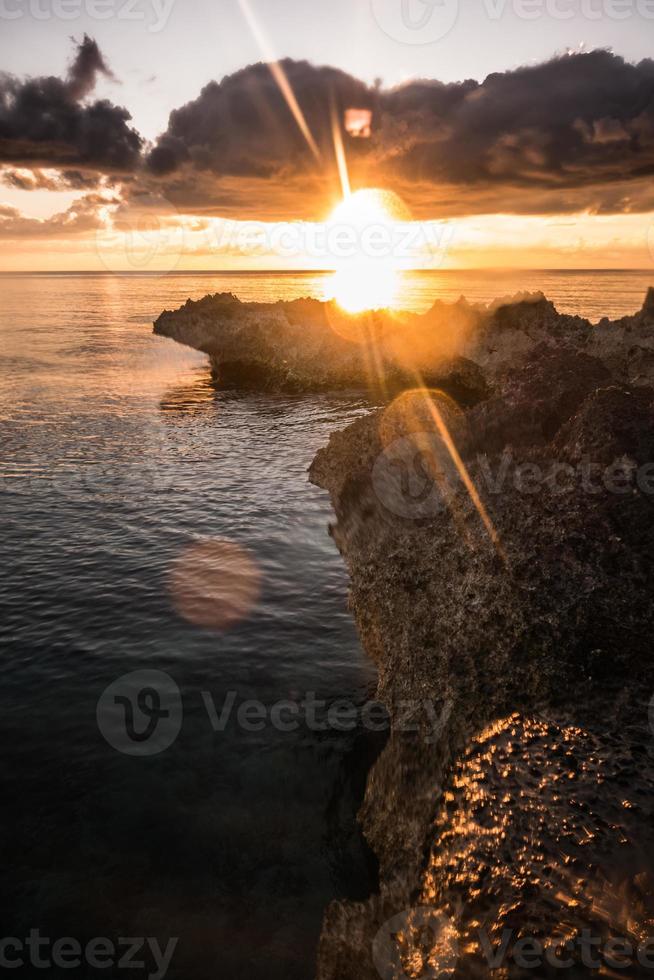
(324, 188), (411, 314)
(327, 188), (411, 229)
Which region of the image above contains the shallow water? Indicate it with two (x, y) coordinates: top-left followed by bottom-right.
(0, 272), (383, 980)
(1, 269), (653, 979)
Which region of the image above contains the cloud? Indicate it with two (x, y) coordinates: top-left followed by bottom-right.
(142, 59), (374, 219)
(3, 43), (654, 221)
(65, 33), (117, 102)
(1, 167), (104, 191)
(0, 192), (117, 239)
(144, 50), (654, 219)
(384, 51), (654, 195)
(146, 60), (372, 177)
(0, 35), (142, 173)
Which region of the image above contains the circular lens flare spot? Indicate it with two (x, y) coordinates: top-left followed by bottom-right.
(168, 539), (261, 631)
(379, 388), (464, 448)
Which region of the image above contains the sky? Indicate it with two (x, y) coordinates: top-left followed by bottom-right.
(1, 0), (654, 270)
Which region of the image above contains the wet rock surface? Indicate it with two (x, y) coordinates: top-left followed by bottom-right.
(307, 295), (654, 978)
(156, 289), (654, 977)
(154, 288), (654, 396)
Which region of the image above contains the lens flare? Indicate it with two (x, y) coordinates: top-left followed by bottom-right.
(330, 99), (351, 200)
(323, 189), (413, 311)
(168, 538), (261, 631)
(327, 188), (412, 228)
(379, 388), (505, 559)
(237, 0), (321, 161)
(324, 266), (402, 314)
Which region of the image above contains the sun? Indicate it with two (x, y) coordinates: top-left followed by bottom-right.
(324, 267), (401, 314)
(323, 188), (413, 314)
(327, 188), (412, 229)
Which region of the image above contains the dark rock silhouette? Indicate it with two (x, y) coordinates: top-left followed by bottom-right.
(309, 301), (654, 978)
(155, 289), (654, 977)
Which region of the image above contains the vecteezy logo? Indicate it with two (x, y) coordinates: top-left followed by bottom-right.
(94, 193), (186, 277)
(97, 670), (183, 756)
(372, 432), (459, 519)
(370, 0), (458, 44)
(372, 907), (459, 979)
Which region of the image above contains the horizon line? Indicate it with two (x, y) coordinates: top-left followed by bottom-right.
(1, 268), (654, 276)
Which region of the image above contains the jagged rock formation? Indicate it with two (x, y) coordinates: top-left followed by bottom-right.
(154, 288), (654, 397)
(155, 289), (654, 977)
(309, 306), (654, 978)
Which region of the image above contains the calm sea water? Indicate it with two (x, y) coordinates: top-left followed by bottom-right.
(1, 269), (652, 979)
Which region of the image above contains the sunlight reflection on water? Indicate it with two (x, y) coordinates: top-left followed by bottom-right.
(2, 269), (654, 979)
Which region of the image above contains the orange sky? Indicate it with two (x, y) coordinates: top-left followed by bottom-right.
(2, 35), (654, 273)
(1, 181), (652, 272)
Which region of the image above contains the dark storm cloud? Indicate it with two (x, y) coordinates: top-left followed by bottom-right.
(0, 35), (142, 173)
(146, 59), (372, 178)
(384, 51), (654, 189)
(65, 34), (117, 102)
(145, 50), (654, 218)
(4, 42), (654, 220)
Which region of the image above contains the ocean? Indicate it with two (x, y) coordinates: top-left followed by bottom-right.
(1, 268), (652, 979)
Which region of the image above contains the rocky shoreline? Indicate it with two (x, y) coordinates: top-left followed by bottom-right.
(154, 288), (654, 396)
(154, 290), (654, 977)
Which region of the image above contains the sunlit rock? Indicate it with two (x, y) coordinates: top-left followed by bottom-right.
(309, 318), (654, 978)
(155, 286), (654, 978)
(154, 290), (654, 401)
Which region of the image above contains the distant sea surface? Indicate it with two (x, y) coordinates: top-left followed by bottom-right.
(4, 266), (654, 318)
(0, 269), (652, 979)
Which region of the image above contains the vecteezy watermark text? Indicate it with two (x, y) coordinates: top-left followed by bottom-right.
(373, 436), (654, 520)
(0, 932), (177, 978)
(201, 690), (450, 743)
(97, 670), (452, 755)
(211, 218), (455, 265)
(482, 0), (654, 20)
(0, 0), (175, 31)
(0, 460), (176, 498)
(370, 0), (654, 49)
(373, 909), (654, 978)
(479, 928), (654, 971)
